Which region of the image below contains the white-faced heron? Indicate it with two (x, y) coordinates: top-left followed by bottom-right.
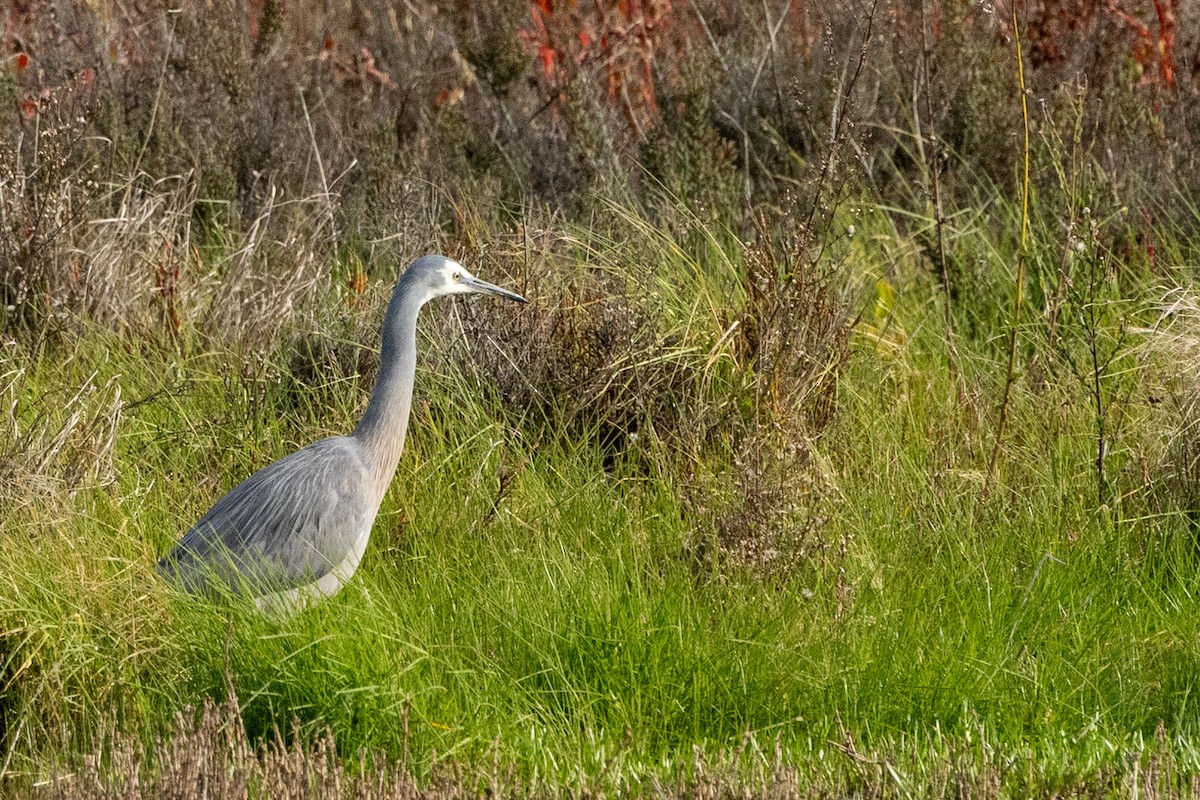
(157, 254), (525, 612)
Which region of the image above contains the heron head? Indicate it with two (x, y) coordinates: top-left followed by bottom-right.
(407, 255), (526, 304)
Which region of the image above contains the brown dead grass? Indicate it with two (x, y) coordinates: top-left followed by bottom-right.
(24, 692), (1200, 799)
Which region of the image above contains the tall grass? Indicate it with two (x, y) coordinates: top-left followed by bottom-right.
(4, 4), (1200, 795)
(3, 169), (1200, 796)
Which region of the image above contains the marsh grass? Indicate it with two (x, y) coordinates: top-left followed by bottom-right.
(4, 4), (1200, 794)
(3, 176), (1200, 796)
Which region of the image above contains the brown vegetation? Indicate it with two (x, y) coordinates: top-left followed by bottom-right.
(32, 691), (1200, 799)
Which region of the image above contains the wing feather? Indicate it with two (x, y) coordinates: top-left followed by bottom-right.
(158, 436), (374, 597)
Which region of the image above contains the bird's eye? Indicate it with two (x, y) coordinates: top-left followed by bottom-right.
(452, 272), (461, 282)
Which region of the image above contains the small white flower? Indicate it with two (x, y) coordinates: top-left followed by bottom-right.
(1074, 240), (1085, 253)
(847, 224), (856, 237)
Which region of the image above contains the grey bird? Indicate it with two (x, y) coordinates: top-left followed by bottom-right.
(157, 254), (525, 612)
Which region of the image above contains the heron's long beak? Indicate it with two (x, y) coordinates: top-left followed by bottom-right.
(465, 275), (526, 303)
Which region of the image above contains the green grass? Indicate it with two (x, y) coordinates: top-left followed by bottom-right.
(4, 192), (1200, 796)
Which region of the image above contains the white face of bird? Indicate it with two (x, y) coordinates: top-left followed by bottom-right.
(434, 258), (526, 303)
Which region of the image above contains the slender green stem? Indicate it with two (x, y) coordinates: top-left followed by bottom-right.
(986, 4), (1032, 489)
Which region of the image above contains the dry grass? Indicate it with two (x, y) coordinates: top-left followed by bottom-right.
(0, 354), (123, 508)
(28, 692), (1200, 799)
(6, 1), (1195, 225)
(0, 83), (101, 335)
(439, 197), (854, 570)
(1140, 290), (1200, 526)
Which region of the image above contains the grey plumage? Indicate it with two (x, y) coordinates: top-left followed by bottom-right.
(157, 254), (525, 612)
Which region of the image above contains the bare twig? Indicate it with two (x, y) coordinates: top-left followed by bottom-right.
(131, 9), (181, 183)
(0, 716), (24, 781)
(299, 89), (339, 251)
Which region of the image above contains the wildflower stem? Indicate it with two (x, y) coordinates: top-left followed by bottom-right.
(986, 2), (1032, 490)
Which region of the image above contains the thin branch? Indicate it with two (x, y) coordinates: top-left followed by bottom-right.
(131, 9), (181, 182)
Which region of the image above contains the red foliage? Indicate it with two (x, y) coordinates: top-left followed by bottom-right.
(318, 37), (397, 93)
(247, 0), (286, 46)
(17, 87), (48, 120)
(1001, 0), (1178, 97)
(520, 0), (676, 139)
(1107, 0), (1177, 91)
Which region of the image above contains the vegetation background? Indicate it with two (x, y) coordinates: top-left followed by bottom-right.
(3, 0), (1200, 796)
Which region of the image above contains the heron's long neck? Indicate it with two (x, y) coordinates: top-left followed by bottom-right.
(353, 288), (422, 498)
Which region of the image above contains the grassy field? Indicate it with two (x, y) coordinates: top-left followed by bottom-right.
(4, 2), (1200, 796)
(4, 180), (1200, 797)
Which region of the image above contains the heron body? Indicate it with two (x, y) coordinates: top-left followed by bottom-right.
(157, 255), (525, 612)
